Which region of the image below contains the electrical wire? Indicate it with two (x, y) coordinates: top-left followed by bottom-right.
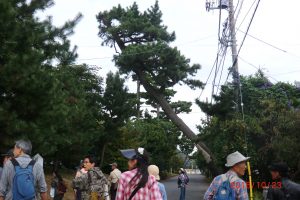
(236, 0), (257, 31)
(212, 44), (227, 98)
(234, 0), (244, 20)
(198, 49), (222, 99)
(211, 47), (223, 102)
(231, 0), (261, 70)
(270, 70), (300, 76)
(215, 46), (228, 94)
(77, 34), (216, 61)
(238, 56), (279, 82)
(237, 29), (287, 53)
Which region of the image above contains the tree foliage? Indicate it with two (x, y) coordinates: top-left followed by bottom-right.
(96, 1), (215, 170)
(197, 71), (300, 180)
(123, 118), (181, 176)
(0, 0), (103, 167)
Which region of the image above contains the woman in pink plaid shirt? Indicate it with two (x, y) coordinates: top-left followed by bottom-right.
(116, 148), (162, 200)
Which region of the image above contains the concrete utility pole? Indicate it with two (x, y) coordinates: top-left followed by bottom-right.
(228, 0), (240, 111)
(206, 0), (240, 110)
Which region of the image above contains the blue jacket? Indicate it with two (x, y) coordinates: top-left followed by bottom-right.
(158, 182), (167, 200)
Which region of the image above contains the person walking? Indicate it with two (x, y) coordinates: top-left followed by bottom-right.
(116, 148), (162, 200)
(51, 171), (67, 200)
(83, 155), (109, 200)
(204, 151), (250, 200)
(148, 165), (167, 200)
(0, 139), (47, 200)
(108, 162), (121, 200)
(177, 168), (188, 200)
(267, 162), (300, 200)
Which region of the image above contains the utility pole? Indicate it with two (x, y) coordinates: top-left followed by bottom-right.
(206, 0), (239, 110)
(228, 0), (240, 111)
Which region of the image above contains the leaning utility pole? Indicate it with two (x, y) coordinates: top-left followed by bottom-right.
(228, 0), (240, 111)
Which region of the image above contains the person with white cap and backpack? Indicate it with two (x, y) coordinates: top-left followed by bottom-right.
(204, 151), (250, 200)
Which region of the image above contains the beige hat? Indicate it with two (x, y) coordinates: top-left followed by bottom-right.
(110, 162), (118, 167)
(148, 165), (160, 180)
(225, 151), (250, 167)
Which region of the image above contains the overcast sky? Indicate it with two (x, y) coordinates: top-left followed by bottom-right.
(40, 0), (300, 132)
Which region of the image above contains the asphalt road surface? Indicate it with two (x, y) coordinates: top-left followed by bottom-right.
(162, 174), (210, 200)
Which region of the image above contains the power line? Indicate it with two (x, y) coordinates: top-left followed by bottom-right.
(238, 56), (259, 70)
(198, 51), (220, 99)
(199, 6), (229, 100)
(236, 29), (300, 61)
(215, 22), (231, 94)
(237, 29), (287, 53)
(199, 36), (228, 100)
(270, 70), (300, 76)
(77, 34), (216, 61)
(236, 0), (257, 31)
(212, 44), (228, 98)
(214, 10), (224, 99)
(236, 0), (261, 59)
(238, 56), (279, 82)
(234, 0), (244, 21)
(229, 0), (261, 72)
(216, 46), (228, 94)
(217, 5), (222, 42)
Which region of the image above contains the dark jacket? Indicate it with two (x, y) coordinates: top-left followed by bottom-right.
(267, 178), (300, 200)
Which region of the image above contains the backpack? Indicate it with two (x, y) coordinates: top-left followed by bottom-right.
(72, 173), (89, 191)
(58, 181), (67, 194)
(214, 174), (236, 200)
(11, 158), (36, 200)
(88, 167), (108, 194)
(184, 173), (189, 184)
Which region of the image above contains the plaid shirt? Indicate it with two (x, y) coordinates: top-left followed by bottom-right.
(116, 168), (162, 200)
(178, 173), (187, 188)
(204, 170), (249, 200)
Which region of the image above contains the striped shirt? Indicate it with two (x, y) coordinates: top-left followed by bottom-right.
(204, 170), (249, 200)
(116, 168), (162, 200)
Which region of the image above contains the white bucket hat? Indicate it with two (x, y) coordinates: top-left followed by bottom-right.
(225, 151), (250, 167)
(148, 165), (160, 180)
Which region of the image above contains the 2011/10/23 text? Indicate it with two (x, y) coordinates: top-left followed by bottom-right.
(230, 182), (282, 189)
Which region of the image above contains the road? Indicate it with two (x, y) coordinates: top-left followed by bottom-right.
(162, 174), (210, 200)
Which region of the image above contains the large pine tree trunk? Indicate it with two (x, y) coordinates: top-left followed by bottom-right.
(136, 69), (220, 175)
(100, 143), (107, 169)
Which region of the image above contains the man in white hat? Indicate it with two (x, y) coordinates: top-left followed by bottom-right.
(204, 151), (250, 200)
